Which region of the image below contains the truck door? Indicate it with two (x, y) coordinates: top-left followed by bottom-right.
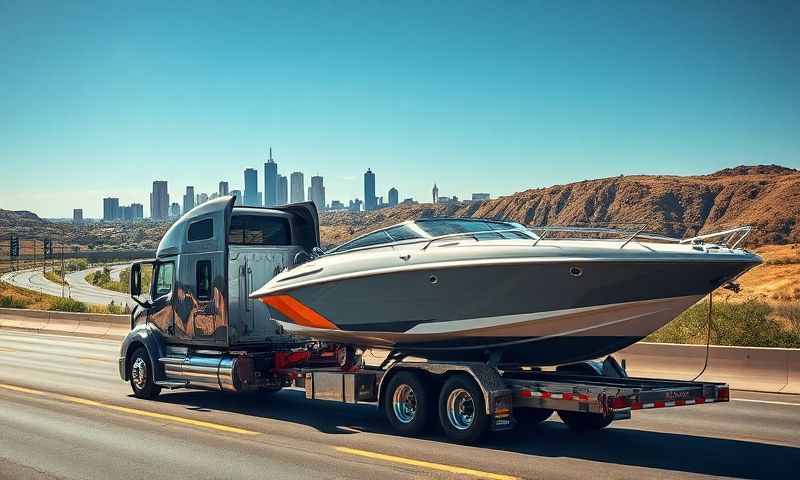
(147, 261), (176, 338)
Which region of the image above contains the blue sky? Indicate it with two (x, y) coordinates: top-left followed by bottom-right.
(1, 0), (798, 218)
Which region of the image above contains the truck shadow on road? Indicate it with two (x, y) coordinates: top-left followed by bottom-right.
(155, 389), (797, 479)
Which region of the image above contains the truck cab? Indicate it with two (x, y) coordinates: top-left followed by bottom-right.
(119, 196), (319, 395)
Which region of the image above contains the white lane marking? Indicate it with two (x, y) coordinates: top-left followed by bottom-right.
(733, 398), (800, 407)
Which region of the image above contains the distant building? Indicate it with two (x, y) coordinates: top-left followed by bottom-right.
(230, 189), (242, 206)
(364, 169), (376, 211)
(277, 174), (288, 205)
(183, 186), (195, 214)
(169, 202), (181, 218)
(309, 175), (325, 211)
(73, 209), (83, 224)
(330, 200), (345, 210)
(290, 172), (305, 203)
(210, 192), (219, 200)
(244, 168), (259, 206)
(130, 203), (144, 219)
(219, 181), (229, 197)
(150, 181), (169, 219)
(264, 147), (278, 207)
(103, 197), (120, 221)
(471, 193), (490, 201)
(401, 198), (417, 206)
(437, 195), (459, 204)
(120, 205), (132, 220)
(432, 183), (439, 204)
(388, 188), (398, 207)
(197, 193), (209, 205)
(348, 198), (363, 212)
(257, 192), (263, 207)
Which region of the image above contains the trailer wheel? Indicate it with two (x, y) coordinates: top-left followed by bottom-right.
(129, 347), (161, 399)
(438, 375), (489, 444)
(514, 407), (553, 426)
(383, 371), (433, 436)
(558, 410), (613, 431)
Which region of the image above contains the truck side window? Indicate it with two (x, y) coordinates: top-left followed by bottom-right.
(229, 215), (291, 245)
(154, 263), (174, 298)
(196, 261), (211, 300)
(188, 218), (214, 241)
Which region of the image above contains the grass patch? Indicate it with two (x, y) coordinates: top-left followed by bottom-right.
(43, 270), (65, 285)
(49, 297), (88, 313)
(0, 295), (31, 309)
(647, 299), (800, 348)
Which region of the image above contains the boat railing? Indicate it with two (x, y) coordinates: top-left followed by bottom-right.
(419, 224), (753, 251)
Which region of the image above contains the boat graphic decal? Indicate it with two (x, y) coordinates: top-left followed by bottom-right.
(260, 294), (339, 330)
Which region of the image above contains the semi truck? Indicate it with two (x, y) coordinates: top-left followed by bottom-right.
(119, 196), (730, 443)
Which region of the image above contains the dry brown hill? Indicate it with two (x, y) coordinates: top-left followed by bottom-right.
(320, 165), (800, 247)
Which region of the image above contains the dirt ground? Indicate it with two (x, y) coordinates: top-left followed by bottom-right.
(719, 243), (800, 303)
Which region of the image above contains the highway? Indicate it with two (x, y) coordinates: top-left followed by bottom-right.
(1, 265), (135, 308)
(0, 330), (798, 479)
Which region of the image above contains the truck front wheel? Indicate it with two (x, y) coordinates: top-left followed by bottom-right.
(438, 375), (489, 444)
(129, 347), (161, 399)
(383, 371), (432, 436)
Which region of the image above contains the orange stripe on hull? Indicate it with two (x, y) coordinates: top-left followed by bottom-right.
(260, 294), (338, 330)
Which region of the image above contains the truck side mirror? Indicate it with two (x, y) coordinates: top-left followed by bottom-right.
(130, 263), (142, 297)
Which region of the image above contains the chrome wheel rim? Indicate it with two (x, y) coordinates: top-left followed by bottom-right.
(131, 357), (147, 390)
(447, 388), (475, 430)
(392, 384), (417, 424)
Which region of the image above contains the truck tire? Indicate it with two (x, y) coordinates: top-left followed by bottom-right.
(558, 410), (613, 431)
(514, 407), (553, 426)
(438, 375), (489, 444)
(129, 347), (161, 399)
(383, 371), (433, 436)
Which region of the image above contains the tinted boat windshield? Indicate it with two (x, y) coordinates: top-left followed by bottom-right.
(416, 219), (532, 239)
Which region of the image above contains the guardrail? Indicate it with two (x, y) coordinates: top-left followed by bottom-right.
(1, 308), (798, 394)
(0, 307), (129, 340)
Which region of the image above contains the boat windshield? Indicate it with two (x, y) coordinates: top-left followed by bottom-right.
(332, 224), (423, 253)
(415, 219), (533, 240)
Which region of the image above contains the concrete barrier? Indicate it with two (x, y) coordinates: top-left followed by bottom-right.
(619, 342), (800, 394)
(0, 307), (128, 340)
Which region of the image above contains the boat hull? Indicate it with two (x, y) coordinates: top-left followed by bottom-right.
(263, 258), (757, 365)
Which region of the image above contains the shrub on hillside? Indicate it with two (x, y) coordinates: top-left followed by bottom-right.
(0, 295), (31, 309)
(49, 297), (88, 313)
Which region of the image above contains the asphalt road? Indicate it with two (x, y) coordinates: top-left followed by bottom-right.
(0, 330), (798, 480)
(1, 265), (134, 308)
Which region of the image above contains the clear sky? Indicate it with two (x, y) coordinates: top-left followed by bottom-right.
(1, 0), (798, 218)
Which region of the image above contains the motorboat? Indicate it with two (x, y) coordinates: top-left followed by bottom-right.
(250, 218), (761, 365)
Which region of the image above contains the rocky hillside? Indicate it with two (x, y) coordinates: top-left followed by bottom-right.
(320, 165), (800, 247)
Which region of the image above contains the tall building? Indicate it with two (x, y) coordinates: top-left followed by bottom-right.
(244, 168), (258, 206)
(130, 203), (144, 219)
(196, 192), (209, 205)
(309, 175), (325, 211)
(364, 169), (376, 211)
(218, 181), (229, 197)
(432, 183), (439, 204)
(183, 186), (195, 214)
(264, 147), (278, 207)
(277, 175), (288, 205)
(170, 202), (181, 218)
(348, 198), (363, 212)
(103, 197), (120, 221)
(230, 189), (242, 206)
(290, 172), (305, 203)
(73, 209), (83, 224)
(150, 181), (169, 219)
(388, 187), (399, 207)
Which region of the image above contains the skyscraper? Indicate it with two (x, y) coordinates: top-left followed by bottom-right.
(364, 169), (376, 211)
(277, 175), (288, 205)
(290, 172), (305, 203)
(264, 147), (278, 207)
(103, 197), (120, 221)
(183, 186), (195, 214)
(169, 203), (181, 218)
(432, 183), (439, 204)
(150, 181), (169, 219)
(130, 203), (144, 219)
(219, 181), (229, 197)
(310, 175), (325, 212)
(388, 187), (398, 207)
(244, 168), (258, 206)
(73, 209), (83, 224)
(230, 190), (242, 205)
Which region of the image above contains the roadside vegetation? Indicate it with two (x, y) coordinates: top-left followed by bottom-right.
(0, 280), (128, 314)
(86, 265), (152, 295)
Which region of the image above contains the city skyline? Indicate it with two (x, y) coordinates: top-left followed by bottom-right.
(2, 2), (799, 217)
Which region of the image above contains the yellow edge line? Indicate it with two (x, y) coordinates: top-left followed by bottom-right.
(335, 446), (519, 480)
(0, 383), (258, 436)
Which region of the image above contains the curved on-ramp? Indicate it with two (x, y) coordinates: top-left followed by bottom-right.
(1, 265), (135, 308)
